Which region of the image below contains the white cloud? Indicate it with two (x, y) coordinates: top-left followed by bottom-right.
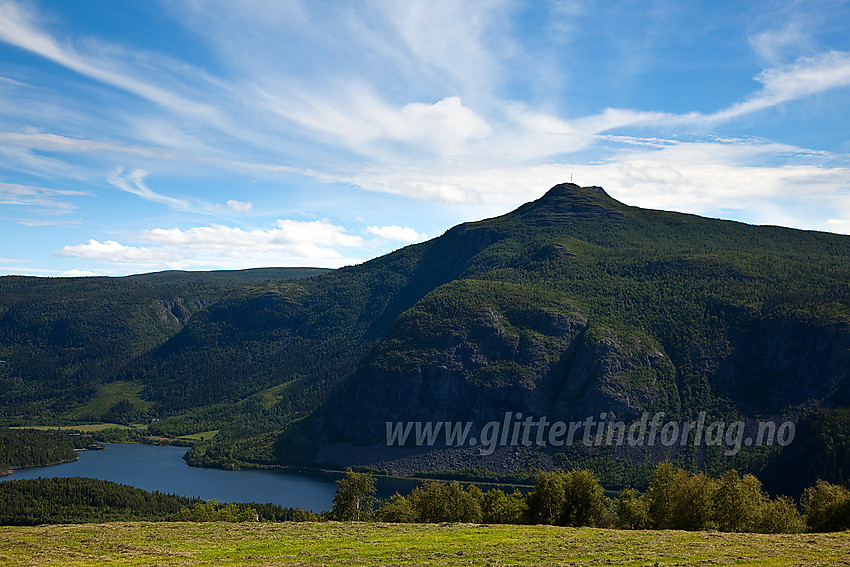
(61, 268), (102, 277)
(366, 225), (428, 243)
(57, 219), (367, 270)
(332, 136), (850, 235)
(260, 89), (490, 160)
(141, 220), (362, 253)
(0, 144), (85, 180)
(105, 168), (255, 218)
(0, 131), (167, 157)
(16, 218), (82, 227)
(826, 219), (850, 234)
(0, 131), (307, 179)
(377, 0), (508, 97)
(58, 239), (167, 264)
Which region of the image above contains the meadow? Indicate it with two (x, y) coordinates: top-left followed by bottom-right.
(1, 521), (848, 567)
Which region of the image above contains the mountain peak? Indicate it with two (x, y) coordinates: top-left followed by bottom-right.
(540, 183), (615, 202)
(546, 182), (607, 195)
(511, 183), (626, 223)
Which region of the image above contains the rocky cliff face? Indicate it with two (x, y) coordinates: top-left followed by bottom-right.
(293, 307), (850, 476)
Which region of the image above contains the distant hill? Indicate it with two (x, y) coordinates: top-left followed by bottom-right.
(0, 267), (330, 425)
(1, 185), (849, 494)
(125, 267), (331, 285)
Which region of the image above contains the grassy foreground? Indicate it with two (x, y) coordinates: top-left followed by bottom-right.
(1, 522), (849, 566)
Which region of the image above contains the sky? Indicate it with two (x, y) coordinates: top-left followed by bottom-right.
(1, 0), (849, 276)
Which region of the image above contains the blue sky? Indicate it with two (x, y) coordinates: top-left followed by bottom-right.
(1, 0), (849, 276)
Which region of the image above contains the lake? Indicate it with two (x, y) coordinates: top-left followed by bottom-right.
(0, 443), (418, 512)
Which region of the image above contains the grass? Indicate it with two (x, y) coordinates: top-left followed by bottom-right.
(0, 522), (848, 566)
(178, 430), (219, 441)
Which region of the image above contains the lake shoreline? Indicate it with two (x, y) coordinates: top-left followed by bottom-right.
(3, 431), (530, 491)
(0, 455), (79, 477)
(0, 443), (342, 510)
(0, 442), (112, 477)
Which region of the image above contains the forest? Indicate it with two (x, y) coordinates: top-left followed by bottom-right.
(0, 428), (94, 474)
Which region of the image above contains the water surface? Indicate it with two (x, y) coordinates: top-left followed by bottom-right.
(1, 443), (417, 512)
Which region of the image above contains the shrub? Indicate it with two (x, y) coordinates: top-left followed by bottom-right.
(332, 469), (376, 521)
(802, 480), (850, 532)
(615, 487), (650, 529)
(758, 496), (805, 534)
(526, 471), (566, 525)
(407, 481), (483, 523)
(561, 469), (608, 527)
(673, 472), (718, 531)
(644, 462), (687, 529)
(482, 489), (527, 524)
(715, 471), (766, 532)
(375, 493), (418, 523)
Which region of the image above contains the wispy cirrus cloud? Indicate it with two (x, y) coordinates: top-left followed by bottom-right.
(0, 131), (179, 159)
(105, 168), (254, 218)
(705, 51), (850, 122)
(0, 0), (216, 117)
(749, 20), (815, 66)
(106, 168), (191, 211)
(2, 0), (847, 204)
(0, 180), (87, 214)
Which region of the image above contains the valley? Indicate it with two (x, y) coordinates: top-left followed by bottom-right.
(2, 184), (850, 496)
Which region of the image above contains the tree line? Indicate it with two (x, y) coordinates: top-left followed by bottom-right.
(0, 477), (315, 525)
(332, 464), (850, 534)
(2, 464), (849, 532)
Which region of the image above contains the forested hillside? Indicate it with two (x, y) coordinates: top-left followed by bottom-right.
(0, 267), (329, 426)
(1, 184), (849, 494)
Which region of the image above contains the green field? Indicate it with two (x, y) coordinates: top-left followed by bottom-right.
(0, 522), (848, 566)
(178, 429), (219, 441)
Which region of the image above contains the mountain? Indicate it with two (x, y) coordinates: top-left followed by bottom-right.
(272, 183), (850, 489)
(2, 184), (849, 493)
